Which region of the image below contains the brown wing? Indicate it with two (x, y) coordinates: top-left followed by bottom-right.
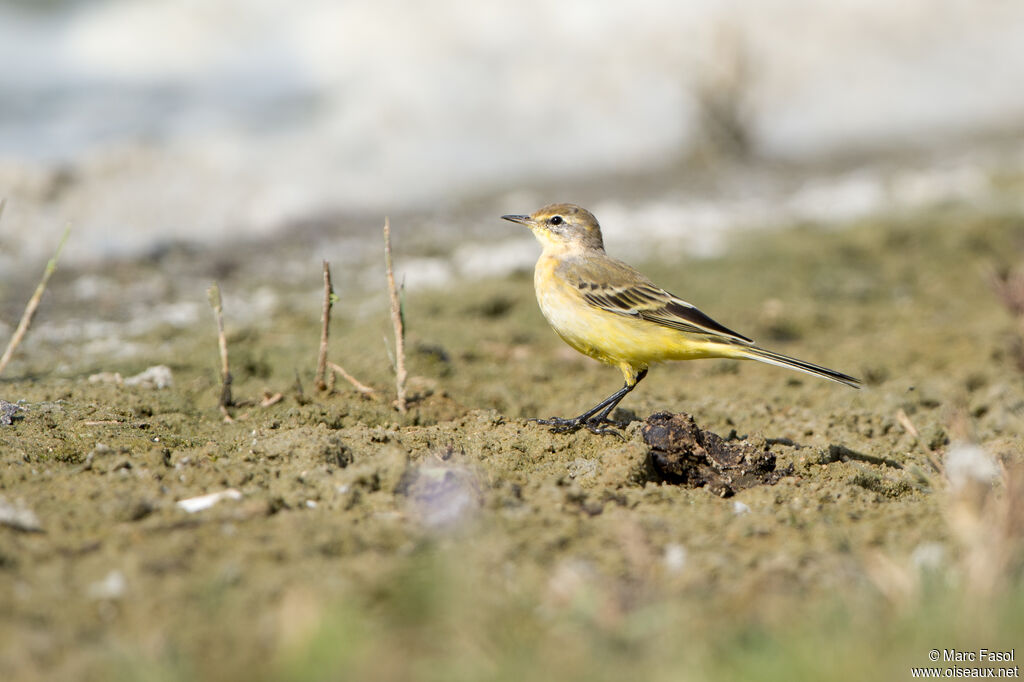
(582, 282), (753, 343)
(558, 254), (754, 343)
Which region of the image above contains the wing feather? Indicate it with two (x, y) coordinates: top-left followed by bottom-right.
(557, 255), (754, 344)
(582, 283), (753, 343)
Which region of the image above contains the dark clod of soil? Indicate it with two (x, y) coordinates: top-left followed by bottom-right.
(642, 411), (790, 497)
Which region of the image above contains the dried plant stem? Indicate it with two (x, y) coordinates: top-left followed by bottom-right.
(327, 361), (376, 396)
(383, 217), (407, 412)
(990, 267), (1024, 371)
(206, 283), (233, 410)
(895, 407), (944, 475)
(315, 260), (333, 391)
(0, 219), (71, 377)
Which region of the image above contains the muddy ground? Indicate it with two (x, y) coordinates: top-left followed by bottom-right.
(1, 204), (1023, 680)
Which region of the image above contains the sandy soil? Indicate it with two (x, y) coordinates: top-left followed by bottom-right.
(1, 204), (1022, 680)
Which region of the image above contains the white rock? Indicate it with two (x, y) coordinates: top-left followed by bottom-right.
(176, 489), (243, 513)
(87, 570), (126, 600)
(0, 496), (42, 532)
(663, 543), (688, 574)
(124, 365), (174, 389)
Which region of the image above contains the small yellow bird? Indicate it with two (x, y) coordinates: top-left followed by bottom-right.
(502, 203), (860, 434)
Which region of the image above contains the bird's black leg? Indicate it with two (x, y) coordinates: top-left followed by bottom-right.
(534, 369), (648, 436)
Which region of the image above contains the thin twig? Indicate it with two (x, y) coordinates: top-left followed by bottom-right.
(260, 391), (284, 407)
(895, 408), (919, 439)
(315, 260), (333, 391)
(989, 266), (1024, 371)
(206, 283), (233, 410)
(896, 408), (944, 476)
(0, 220), (71, 377)
(327, 361), (376, 396)
(325, 362), (336, 392)
(383, 217), (407, 412)
(291, 370), (311, 407)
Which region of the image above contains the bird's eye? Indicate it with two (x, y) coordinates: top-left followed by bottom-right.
(549, 216), (564, 226)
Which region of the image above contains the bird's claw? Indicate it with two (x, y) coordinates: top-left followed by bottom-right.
(530, 416), (626, 439)
(530, 417), (576, 429)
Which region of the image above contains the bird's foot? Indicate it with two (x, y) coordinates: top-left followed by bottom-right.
(530, 416), (626, 439)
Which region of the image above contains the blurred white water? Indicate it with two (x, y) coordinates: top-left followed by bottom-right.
(1, 0), (1023, 268)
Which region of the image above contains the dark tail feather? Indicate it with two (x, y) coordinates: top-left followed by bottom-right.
(740, 346), (861, 389)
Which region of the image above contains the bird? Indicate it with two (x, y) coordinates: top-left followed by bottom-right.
(501, 203), (861, 435)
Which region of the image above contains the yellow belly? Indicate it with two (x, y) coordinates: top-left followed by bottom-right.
(534, 257), (735, 370)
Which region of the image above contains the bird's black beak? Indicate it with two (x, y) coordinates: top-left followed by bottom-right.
(501, 214), (532, 226)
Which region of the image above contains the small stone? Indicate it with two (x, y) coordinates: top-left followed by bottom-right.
(0, 400), (23, 426)
(87, 570), (126, 600)
(124, 365), (174, 389)
(0, 496), (42, 532)
(663, 543), (688, 573)
(88, 372), (123, 384)
(176, 489), (243, 513)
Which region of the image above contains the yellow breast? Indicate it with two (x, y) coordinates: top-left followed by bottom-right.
(534, 253), (727, 369)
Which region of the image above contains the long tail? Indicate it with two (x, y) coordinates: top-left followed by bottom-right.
(738, 345), (862, 389)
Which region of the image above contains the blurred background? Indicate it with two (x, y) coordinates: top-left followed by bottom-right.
(1, 0), (1024, 275)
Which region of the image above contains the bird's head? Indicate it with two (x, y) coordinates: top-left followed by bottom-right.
(502, 203), (605, 253)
